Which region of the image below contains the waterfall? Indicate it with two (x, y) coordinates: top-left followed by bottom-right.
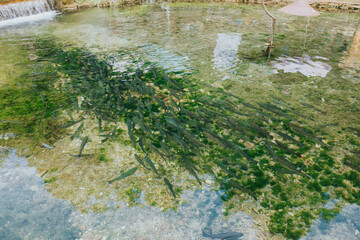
(0, 0), (54, 21)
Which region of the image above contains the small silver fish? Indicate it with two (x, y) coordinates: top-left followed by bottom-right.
(108, 167), (138, 184)
(41, 143), (53, 149)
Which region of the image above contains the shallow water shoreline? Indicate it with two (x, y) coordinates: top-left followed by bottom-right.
(55, 0), (360, 13)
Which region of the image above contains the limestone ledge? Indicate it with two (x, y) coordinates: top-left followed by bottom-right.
(55, 0), (360, 12)
(56, 0), (142, 12)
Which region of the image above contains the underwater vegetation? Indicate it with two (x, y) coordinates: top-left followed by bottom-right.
(1, 37), (359, 239)
(0, 39), (70, 143)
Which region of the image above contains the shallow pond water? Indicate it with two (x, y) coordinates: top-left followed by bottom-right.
(0, 3), (360, 240)
(1, 148), (359, 239)
(1, 148), (259, 239)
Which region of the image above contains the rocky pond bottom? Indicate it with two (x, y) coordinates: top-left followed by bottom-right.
(0, 3), (360, 240)
(1, 148), (359, 240)
(0, 148), (257, 240)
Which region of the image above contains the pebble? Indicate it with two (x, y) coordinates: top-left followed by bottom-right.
(282, 89), (292, 95)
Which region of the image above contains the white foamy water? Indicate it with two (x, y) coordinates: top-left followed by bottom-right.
(0, 11), (57, 28)
(0, 0), (54, 20)
(213, 33), (242, 71)
(272, 55), (332, 77)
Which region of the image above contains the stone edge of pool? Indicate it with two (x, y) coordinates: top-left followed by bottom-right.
(53, 0), (360, 13)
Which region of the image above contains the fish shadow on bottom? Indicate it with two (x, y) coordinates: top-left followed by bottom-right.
(202, 229), (244, 239)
